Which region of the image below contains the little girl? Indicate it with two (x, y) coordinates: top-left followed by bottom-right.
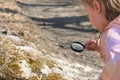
(82, 0), (120, 80)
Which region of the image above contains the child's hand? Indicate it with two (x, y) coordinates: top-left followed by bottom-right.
(85, 40), (97, 51)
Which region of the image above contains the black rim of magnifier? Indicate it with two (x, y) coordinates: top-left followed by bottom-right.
(71, 42), (85, 52)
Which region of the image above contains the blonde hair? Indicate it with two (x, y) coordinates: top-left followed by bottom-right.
(82, 0), (120, 21)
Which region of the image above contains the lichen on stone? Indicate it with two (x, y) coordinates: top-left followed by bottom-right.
(29, 76), (38, 80)
(41, 72), (67, 80)
(28, 58), (42, 73)
(43, 57), (55, 68)
(0, 56), (5, 66)
(8, 62), (22, 75)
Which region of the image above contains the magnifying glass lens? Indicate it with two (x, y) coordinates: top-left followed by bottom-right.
(71, 42), (85, 52)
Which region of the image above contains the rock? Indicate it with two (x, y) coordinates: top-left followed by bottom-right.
(41, 64), (51, 76)
(19, 60), (32, 79)
(9, 35), (22, 42)
(84, 66), (93, 72)
(16, 46), (43, 56)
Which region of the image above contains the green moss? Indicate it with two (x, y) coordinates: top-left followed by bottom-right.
(0, 57), (4, 65)
(16, 55), (26, 61)
(29, 76), (38, 80)
(28, 58), (42, 73)
(41, 75), (47, 80)
(41, 72), (67, 80)
(8, 62), (21, 74)
(43, 58), (55, 68)
(0, 59), (4, 65)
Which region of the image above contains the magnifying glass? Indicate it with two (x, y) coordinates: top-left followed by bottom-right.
(71, 42), (85, 52)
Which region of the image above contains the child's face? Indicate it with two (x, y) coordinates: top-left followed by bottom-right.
(83, 1), (108, 32)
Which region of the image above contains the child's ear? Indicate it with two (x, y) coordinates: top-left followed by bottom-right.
(93, 0), (101, 13)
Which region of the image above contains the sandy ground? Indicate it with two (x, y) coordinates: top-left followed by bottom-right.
(15, 0), (104, 79)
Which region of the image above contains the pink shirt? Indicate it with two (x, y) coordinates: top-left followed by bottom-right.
(99, 15), (120, 80)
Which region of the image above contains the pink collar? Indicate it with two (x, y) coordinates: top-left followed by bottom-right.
(104, 15), (120, 31)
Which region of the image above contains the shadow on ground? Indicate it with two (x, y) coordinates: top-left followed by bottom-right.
(29, 16), (98, 33)
(15, 0), (98, 33)
(0, 8), (20, 14)
(15, 0), (78, 7)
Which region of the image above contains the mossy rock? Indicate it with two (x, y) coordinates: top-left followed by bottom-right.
(28, 58), (42, 73)
(42, 72), (67, 80)
(43, 58), (55, 68)
(8, 62), (22, 74)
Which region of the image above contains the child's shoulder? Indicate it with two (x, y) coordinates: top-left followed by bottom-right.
(107, 25), (120, 33)
(103, 26), (120, 42)
(104, 21), (120, 34)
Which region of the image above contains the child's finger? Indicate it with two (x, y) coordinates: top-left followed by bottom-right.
(85, 40), (96, 45)
(85, 45), (96, 51)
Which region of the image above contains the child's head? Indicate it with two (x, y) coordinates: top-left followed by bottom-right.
(82, 0), (120, 32)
